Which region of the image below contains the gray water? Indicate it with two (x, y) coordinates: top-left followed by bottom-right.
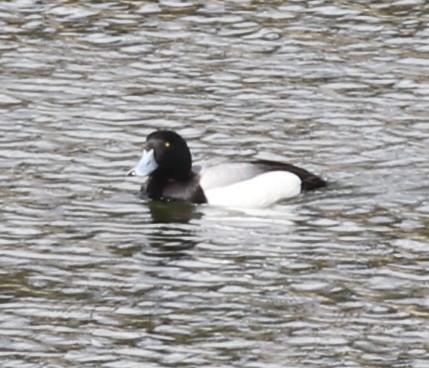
(1, 1), (429, 367)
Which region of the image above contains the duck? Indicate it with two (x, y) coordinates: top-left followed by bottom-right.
(128, 130), (326, 208)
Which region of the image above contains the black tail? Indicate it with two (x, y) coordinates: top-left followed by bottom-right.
(253, 160), (327, 191)
(300, 174), (327, 191)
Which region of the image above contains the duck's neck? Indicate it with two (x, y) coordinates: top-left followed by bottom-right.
(145, 171), (195, 199)
(155, 168), (194, 182)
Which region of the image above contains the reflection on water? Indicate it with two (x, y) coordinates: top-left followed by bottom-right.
(147, 199), (201, 224)
(1, 0), (429, 367)
(146, 200), (201, 254)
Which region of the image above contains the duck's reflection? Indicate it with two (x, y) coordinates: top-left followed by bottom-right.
(146, 200), (203, 255)
(148, 200), (202, 224)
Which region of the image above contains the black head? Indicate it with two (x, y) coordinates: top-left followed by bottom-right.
(135, 130), (192, 180)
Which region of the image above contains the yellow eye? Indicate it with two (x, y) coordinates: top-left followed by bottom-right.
(165, 141), (171, 148)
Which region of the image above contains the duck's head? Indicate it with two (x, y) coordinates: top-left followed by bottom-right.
(128, 130), (192, 179)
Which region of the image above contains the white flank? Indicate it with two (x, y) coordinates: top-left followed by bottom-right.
(203, 171), (301, 208)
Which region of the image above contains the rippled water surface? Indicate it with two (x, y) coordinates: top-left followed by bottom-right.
(1, 1), (429, 367)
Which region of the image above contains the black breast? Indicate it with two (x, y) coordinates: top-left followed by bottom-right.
(143, 173), (207, 203)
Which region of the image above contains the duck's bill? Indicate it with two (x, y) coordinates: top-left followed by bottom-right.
(127, 149), (158, 176)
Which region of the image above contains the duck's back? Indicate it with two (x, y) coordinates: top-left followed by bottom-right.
(197, 159), (325, 208)
(251, 160), (326, 191)
(198, 159), (326, 192)
(199, 160), (265, 190)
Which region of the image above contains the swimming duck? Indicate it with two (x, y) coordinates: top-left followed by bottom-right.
(128, 130), (326, 208)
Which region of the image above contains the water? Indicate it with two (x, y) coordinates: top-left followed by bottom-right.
(1, 1), (429, 367)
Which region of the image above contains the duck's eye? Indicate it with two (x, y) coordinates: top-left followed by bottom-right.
(164, 141), (171, 148)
